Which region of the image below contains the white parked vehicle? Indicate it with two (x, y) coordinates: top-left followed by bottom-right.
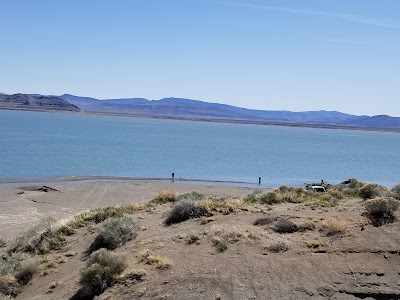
(307, 185), (326, 193)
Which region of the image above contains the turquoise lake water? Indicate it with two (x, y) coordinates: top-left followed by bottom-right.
(1, 110), (399, 187)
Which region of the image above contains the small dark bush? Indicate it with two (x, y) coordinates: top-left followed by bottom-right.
(364, 197), (399, 227)
(14, 259), (37, 285)
(359, 183), (388, 200)
(165, 200), (209, 225)
(80, 249), (126, 296)
(391, 184), (400, 199)
(253, 216), (278, 226)
(88, 217), (138, 253)
(271, 218), (298, 233)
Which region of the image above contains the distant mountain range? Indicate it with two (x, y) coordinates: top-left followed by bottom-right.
(1, 92), (400, 130)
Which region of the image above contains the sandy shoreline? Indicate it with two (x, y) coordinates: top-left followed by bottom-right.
(0, 175), (265, 189)
(0, 180), (256, 239)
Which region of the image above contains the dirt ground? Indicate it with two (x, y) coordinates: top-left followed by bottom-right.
(0, 181), (252, 240)
(1, 182), (400, 300)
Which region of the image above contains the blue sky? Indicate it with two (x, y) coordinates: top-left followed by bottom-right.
(1, 0), (399, 116)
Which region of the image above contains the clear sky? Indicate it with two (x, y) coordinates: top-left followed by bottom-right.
(1, 0), (399, 116)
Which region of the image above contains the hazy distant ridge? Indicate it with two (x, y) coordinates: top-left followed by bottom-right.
(60, 94), (400, 129)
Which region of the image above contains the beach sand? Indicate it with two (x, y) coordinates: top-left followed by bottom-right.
(0, 181), (254, 239)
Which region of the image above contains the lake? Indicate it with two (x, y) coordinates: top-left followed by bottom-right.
(0, 109), (399, 187)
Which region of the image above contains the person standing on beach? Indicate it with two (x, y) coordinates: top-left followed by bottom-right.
(172, 172), (175, 181)
(258, 177), (261, 185)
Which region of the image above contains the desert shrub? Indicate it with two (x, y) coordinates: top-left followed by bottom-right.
(297, 220), (316, 232)
(150, 190), (177, 205)
(0, 292), (13, 300)
(321, 218), (348, 236)
(359, 183), (389, 200)
(278, 185), (297, 193)
(364, 197), (399, 227)
(271, 218), (298, 233)
(177, 191), (204, 201)
(327, 190), (344, 200)
(212, 238), (228, 253)
(9, 218), (74, 254)
(253, 216), (278, 226)
(186, 233), (200, 245)
(243, 190), (263, 203)
(259, 191), (283, 205)
(205, 197), (243, 214)
(391, 184), (400, 199)
(209, 225), (261, 253)
(138, 250), (172, 270)
(280, 188), (311, 203)
(165, 200), (209, 225)
(14, 259), (37, 285)
(319, 194), (333, 202)
(88, 216), (138, 253)
(80, 249), (127, 296)
(0, 275), (20, 297)
(267, 240), (289, 253)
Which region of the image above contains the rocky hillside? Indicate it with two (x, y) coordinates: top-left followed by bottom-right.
(0, 93), (80, 112)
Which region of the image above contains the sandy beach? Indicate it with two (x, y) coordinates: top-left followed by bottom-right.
(0, 181), (254, 240)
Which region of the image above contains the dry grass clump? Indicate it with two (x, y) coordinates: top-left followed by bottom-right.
(165, 199), (209, 225)
(0, 255), (37, 297)
(359, 183), (389, 200)
(9, 218), (74, 254)
(304, 240), (325, 249)
(185, 233), (200, 245)
(391, 184), (400, 199)
(199, 217), (214, 225)
(364, 197), (399, 227)
(208, 225), (262, 252)
(88, 216), (139, 253)
(177, 191), (204, 201)
(321, 218), (349, 236)
(246, 186), (318, 205)
(68, 207), (127, 228)
(297, 220), (316, 232)
(327, 189), (344, 200)
(271, 218), (298, 233)
(204, 197), (244, 214)
(80, 249), (127, 297)
(0, 293), (13, 300)
(0, 275), (20, 298)
(14, 259), (38, 285)
(138, 250), (172, 270)
(259, 191), (284, 205)
(267, 240), (289, 253)
(150, 190), (177, 205)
